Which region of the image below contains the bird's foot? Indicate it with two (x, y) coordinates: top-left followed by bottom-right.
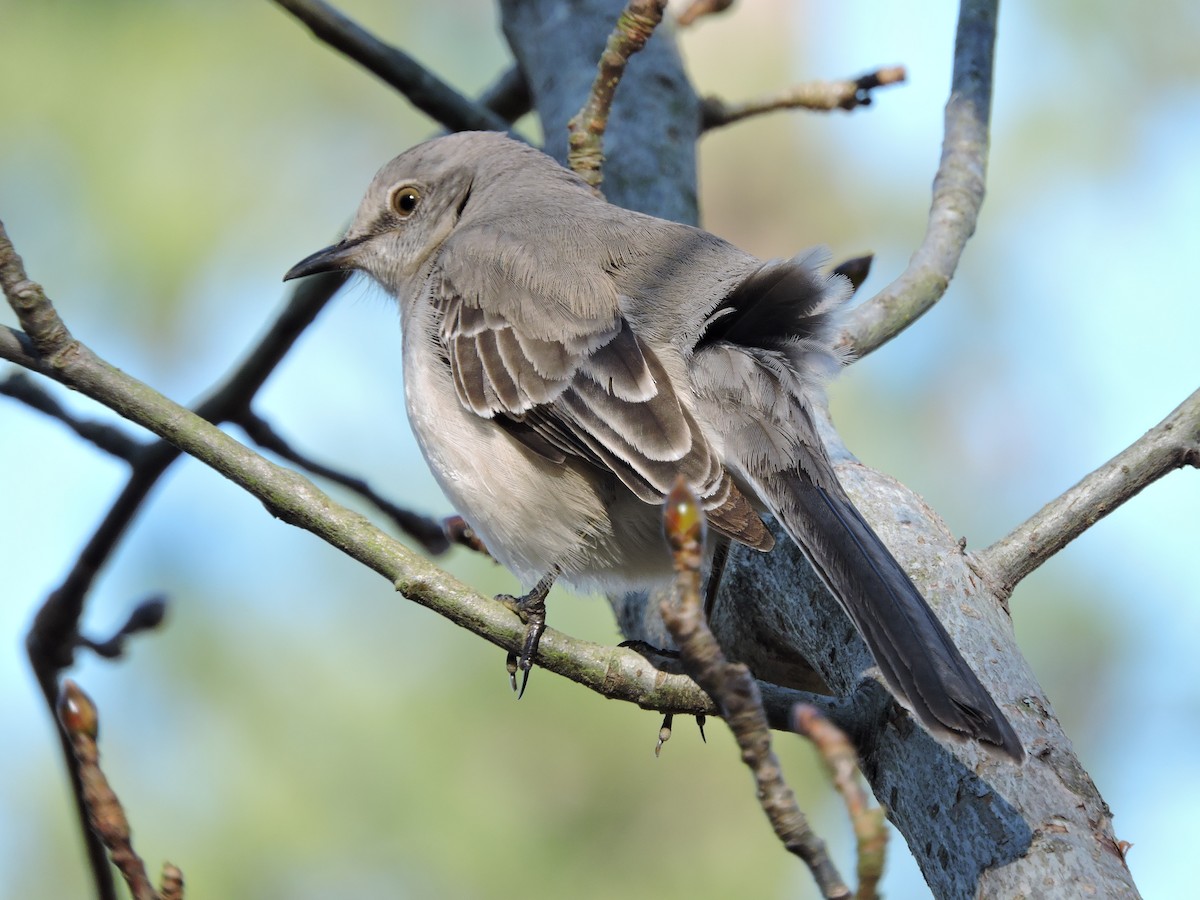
(499, 572), (555, 698)
(617, 639), (680, 660)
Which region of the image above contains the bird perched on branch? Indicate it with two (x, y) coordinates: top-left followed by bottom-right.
(285, 130), (1023, 761)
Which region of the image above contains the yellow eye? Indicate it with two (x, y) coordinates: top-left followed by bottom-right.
(389, 185), (421, 218)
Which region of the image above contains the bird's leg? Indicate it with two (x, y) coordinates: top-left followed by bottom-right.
(618, 537), (732, 663)
(703, 536), (732, 620)
(500, 570), (557, 698)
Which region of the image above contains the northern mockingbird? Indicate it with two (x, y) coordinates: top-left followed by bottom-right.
(285, 131), (1023, 761)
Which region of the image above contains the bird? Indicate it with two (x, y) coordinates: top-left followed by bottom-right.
(284, 130), (1023, 761)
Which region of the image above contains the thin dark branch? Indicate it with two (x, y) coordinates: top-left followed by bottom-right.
(2, 215), (345, 900)
(979, 387), (1200, 596)
(476, 64), (532, 123)
(238, 409), (451, 554)
(566, 0), (668, 190)
(79, 596), (167, 660)
(701, 66), (907, 130)
(839, 0), (998, 358)
(273, 0), (510, 133)
(659, 480), (849, 899)
(1, 371), (144, 462)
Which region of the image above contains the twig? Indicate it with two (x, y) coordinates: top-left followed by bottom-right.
(238, 410), (451, 554)
(980, 387), (1200, 596)
(794, 705), (888, 900)
(78, 596), (168, 659)
(273, 0), (510, 133)
(159, 866), (185, 900)
(701, 66), (907, 130)
(839, 0), (998, 358)
(658, 479), (850, 899)
(676, 0), (735, 27)
(566, 0), (668, 190)
(0, 371), (144, 462)
(58, 680), (183, 900)
(3, 213), (346, 900)
(476, 65), (533, 123)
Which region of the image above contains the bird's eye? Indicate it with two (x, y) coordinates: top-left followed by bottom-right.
(389, 185), (421, 218)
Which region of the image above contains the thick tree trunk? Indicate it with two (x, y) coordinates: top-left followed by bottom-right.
(497, 1), (1139, 896)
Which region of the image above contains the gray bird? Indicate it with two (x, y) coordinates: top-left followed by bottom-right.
(285, 130), (1023, 761)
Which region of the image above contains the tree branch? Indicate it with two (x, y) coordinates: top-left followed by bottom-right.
(675, 0), (734, 28)
(237, 409), (452, 555)
(839, 0), (997, 358)
(567, 0), (668, 190)
(660, 481), (849, 899)
(3, 213), (346, 900)
(700, 65), (907, 131)
(476, 64), (533, 123)
(0, 371), (144, 462)
(273, 0), (511, 133)
(57, 680), (183, 900)
(979, 387), (1200, 595)
(793, 705), (888, 900)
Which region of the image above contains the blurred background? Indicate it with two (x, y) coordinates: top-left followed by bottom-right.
(2, 1), (1197, 897)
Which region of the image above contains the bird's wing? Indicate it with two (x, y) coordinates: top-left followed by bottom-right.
(430, 236), (772, 551)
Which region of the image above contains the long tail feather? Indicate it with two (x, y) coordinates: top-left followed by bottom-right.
(755, 470), (1024, 760)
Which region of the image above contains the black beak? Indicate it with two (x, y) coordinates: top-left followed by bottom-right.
(283, 235), (369, 281)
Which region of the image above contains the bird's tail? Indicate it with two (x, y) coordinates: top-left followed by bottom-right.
(753, 469), (1024, 761)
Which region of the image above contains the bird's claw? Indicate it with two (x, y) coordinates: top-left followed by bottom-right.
(499, 573), (554, 697)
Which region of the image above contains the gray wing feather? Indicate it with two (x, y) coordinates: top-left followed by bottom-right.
(432, 257), (772, 549)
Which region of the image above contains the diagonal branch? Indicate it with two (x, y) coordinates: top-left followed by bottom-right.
(675, 0), (735, 27)
(238, 409), (451, 554)
(3, 212), (345, 900)
(273, 0), (511, 133)
(793, 705), (888, 900)
(839, 0), (998, 358)
(476, 64), (532, 123)
(700, 66), (907, 130)
(979, 387), (1200, 596)
(1, 371), (144, 462)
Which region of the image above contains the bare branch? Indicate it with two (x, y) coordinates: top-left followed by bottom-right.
(159, 866), (184, 900)
(79, 596), (168, 660)
(58, 680), (182, 900)
(476, 64), (532, 123)
(676, 0), (735, 28)
(980, 387), (1200, 595)
(2, 227), (74, 360)
(273, 0), (510, 133)
(566, 0), (668, 190)
(0, 370), (144, 462)
(1, 214), (346, 900)
(238, 409), (452, 554)
(794, 705), (888, 900)
(839, 0), (998, 358)
(701, 66), (907, 130)
(659, 480), (849, 899)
